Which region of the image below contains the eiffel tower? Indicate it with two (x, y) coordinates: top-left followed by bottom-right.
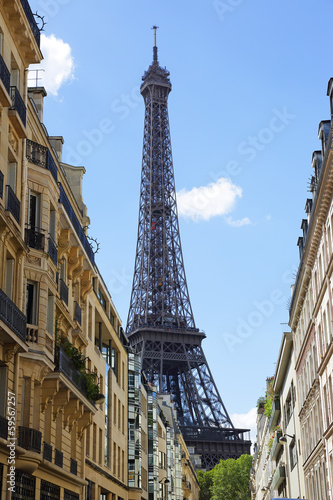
(126, 28), (251, 469)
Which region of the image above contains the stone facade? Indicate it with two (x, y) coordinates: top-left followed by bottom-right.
(0, 2), (200, 500)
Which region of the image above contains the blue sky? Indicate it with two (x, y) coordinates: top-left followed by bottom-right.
(28, 0), (333, 439)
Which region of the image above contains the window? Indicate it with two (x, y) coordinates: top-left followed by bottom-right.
(28, 192), (41, 229)
(49, 208), (56, 239)
(7, 163), (16, 192)
(10, 67), (19, 88)
(46, 294), (55, 335)
(5, 257), (14, 300)
(26, 281), (38, 325)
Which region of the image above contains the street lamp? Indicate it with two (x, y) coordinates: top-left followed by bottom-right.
(279, 433), (295, 444)
(159, 478), (170, 484)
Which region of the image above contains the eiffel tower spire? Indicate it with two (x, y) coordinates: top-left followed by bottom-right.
(126, 30), (251, 469)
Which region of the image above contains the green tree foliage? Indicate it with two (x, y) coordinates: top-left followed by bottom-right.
(197, 469), (214, 500)
(198, 455), (252, 500)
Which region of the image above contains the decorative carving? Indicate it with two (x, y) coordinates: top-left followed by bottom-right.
(8, 124), (18, 154)
(4, 344), (19, 363)
(27, 254), (42, 265)
(72, 256), (84, 284)
(68, 247), (84, 283)
(77, 411), (93, 440)
(64, 400), (84, 430)
(81, 270), (93, 301)
(52, 389), (70, 421)
(58, 229), (71, 259)
(41, 378), (59, 412)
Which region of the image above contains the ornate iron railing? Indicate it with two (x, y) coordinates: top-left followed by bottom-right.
(55, 449), (63, 467)
(40, 480), (60, 499)
(70, 458), (77, 475)
(26, 139), (58, 181)
(55, 346), (88, 398)
(20, 0), (40, 47)
(6, 185), (20, 223)
(10, 86), (26, 127)
(0, 170), (3, 199)
(43, 442), (52, 462)
(60, 279), (68, 305)
(74, 301), (81, 325)
(25, 226), (45, 250)
(59, 183), (95, 265)
(0, 54), (10, 95)
(0, 288), (26, 342)
(48, 235), (58, 265)
(18, 426), (42, 453)
(0, 416), (8, 440)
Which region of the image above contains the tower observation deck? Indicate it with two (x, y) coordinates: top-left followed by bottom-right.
(126, 28), (251, 469)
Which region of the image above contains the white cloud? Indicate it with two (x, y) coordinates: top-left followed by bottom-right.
(177, 177), (245, 222)
(29, 34), (75, 96)
(225, 216), (252, 227)
(231, 407), (257, 451)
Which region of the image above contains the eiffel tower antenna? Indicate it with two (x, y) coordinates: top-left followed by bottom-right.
(126, 30), (251, 469)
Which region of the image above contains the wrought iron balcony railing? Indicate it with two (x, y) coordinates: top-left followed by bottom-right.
(10, 86), (26, 127)
(0, 170), (3, 199)
(59, 184), (95, 265)
(55, 346), (88, 399)
(6, 185), (20, 223)
(48, 234), (58, 265)
(74, 301), (81, 325)
(60, 279), (69, 305)
(0, 288), (26, 342)
(20, 0), (40, 47)
(43, 442), (52, 462)
(55, 448), (63, 467)
(25, 226), (45, 250)
(26, 140), (58, 182)
(18, 426), (42, 453)
(0, 415), (8, 440)
(0, 54), (10, 95)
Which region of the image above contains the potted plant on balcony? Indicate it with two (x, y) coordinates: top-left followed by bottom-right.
(55, 330), (103, 403)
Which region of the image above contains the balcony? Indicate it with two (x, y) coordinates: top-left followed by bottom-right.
(18, 426), (42, 453)
(48, 235), (58, 265)
(25, 226), (45, 251)
(270, 431), (282, 461)
(55, 346), (88, 399)
(74, 301), (81, 325)
(59, 183), (95, 265)
(269, 398), (281, 431)
(20, 0), (40, 47)
(26, 140), (58, 182)
(6, 185), (20, 224)
(9, 86), (26, 137)
(0, 170), (3, 199)
(0, 54), (11, 107)
(271, 465), (286, 490)
(0, 288), (26, 343)
(0, 416), (8, 440)
(60, 279), (69, 306)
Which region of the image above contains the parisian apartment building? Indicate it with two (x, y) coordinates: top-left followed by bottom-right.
(0, 1), (200, 499)
(251, 76), (333, 498)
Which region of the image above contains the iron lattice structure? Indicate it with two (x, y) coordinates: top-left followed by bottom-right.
(127, 33), (251, 469)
